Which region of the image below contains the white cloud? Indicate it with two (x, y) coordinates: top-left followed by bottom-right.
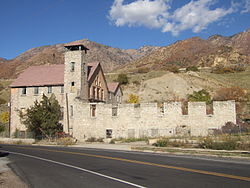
(241, 0), (250, 13)
(163, 0), (234, 36)
(108, 0), (238, 36)
(109, 0), (170, 28)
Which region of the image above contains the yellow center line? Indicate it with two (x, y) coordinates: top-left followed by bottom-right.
(10, 146), (250, 182)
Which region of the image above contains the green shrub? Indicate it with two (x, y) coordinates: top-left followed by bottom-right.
(153, 138), (169, 147)
(117, 74), (129, 85)
(188, 89), (212, 104)
(186, 66), (199, 72)
(198, 136), (237, 150)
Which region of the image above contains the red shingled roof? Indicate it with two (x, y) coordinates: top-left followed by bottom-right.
(11, 65), (64, 87)
(107, 82), (120, 93)
(11, 62), (101, 88)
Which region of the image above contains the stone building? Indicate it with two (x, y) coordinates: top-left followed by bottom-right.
(10, 42), (122, 137)
(10, 42), (236, 140)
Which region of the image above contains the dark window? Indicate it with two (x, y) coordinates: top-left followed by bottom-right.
(21, 87), (27, 95)
(112, 107), (118, 116)
(106, 129), (112, 138)
(70, 62), (75, 72)
(90, 104), (96, 117)
(61, 86), (64, 94)
(34, 87), (39, 95)
(71, 82), (75, 92)
(48, 86), (52, 93)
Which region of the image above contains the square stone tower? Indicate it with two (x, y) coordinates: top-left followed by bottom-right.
(64, 42), (89, 101)
(63, 42), (89, 134)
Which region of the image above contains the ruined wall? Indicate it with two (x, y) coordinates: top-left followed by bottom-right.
(70, 100), (236, 141)
(10, 86), (64, 136)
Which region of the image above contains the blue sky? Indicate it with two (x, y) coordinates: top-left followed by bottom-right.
(0, 0), (249, 59)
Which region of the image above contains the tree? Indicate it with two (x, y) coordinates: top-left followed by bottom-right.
(188, 89), (212, 104)
(0, 112), (9, 124)
(127, 94), (139, 104)
(117, 74), (129, 85)
(0, 112), (8, 133)
(20, 94), (63, 139)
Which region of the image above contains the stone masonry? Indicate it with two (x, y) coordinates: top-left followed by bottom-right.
(10, 42), (237, 140)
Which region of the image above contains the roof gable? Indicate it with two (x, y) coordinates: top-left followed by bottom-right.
(107, 82), (120, 94)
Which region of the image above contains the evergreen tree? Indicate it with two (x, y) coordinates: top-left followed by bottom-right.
(20, 94), (62, 139)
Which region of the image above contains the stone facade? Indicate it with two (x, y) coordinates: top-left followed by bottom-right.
(69, 100), (236, 141)
(10, 43), (236, 140)
(10, 85), (64, 136)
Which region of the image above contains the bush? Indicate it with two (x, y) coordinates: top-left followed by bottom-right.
(117, 74), (129, 85)
(56, 137), (76, 146)
(167, 66), (180, 73)
(212, 66), (234, 74)
(127, 94), (139, 104)
(221, 122), (240, 134)
(153, 138), (169, 147)
(198, 136), (237, 150)
(186, 66), (199, 72)
(188, 89), (212, 104)
(137, 67), (150, 73)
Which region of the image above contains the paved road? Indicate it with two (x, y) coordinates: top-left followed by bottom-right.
(1, 144), (250, 188)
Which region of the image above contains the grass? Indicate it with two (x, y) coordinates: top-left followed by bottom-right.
(112, 137), (149, 143)
(132, 146), (250, 158)
(105, 71), (168, 84)
(202, 70), (250, 90)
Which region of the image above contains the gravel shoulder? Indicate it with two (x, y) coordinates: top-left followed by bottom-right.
(0, 154), (28, 188)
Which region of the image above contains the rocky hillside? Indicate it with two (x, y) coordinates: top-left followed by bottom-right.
(0, 58), (7, 63)
(0, 28), (249, 79)
(119, 29), (250, 72)
(0, 40), (158, 79)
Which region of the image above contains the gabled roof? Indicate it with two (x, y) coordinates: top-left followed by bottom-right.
(10, 65), (64, 87)
(11, 62), (101, 88)
(87, 62), (100, 81)
(107, 82), (120, 94)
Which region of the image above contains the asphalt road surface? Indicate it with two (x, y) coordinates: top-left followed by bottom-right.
(1, 144), (250, 188)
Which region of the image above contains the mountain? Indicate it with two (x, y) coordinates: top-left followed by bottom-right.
(0, 39), (158, 79)
(0, 28), (249, 79)
(0, 57), (7, 63)
(118, 29), (250, 72)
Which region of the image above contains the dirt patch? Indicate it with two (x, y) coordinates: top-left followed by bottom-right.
(0, 157), (28, 188)
(0, 170), (28, 188)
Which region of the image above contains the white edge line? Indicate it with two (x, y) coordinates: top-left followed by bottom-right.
(3, 150), (147, 188)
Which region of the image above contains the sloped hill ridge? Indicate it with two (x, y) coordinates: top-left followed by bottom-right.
(119, 29), (250, 72)
(0, 39), (158, 79)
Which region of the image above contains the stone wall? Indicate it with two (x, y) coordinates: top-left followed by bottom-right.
(70, 100), (236, 141)
(10, 86), (64, 136)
